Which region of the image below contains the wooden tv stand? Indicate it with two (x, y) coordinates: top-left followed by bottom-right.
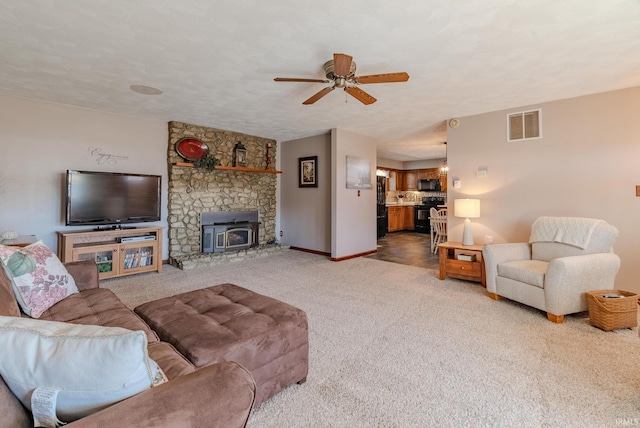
(57, 227), (163, 280)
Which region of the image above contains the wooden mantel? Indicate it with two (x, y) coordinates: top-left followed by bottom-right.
(172, 162), (282, 174)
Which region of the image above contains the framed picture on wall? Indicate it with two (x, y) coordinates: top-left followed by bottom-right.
(346, 155), (372, 189)
(299, 156), (318, 188)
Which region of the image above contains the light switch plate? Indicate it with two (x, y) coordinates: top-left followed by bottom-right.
(636, 186), (640, 197)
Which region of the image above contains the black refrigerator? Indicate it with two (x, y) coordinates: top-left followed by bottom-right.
(376, 176), (388, 238)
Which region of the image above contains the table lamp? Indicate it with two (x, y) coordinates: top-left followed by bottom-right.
(454, 199), (481, 246)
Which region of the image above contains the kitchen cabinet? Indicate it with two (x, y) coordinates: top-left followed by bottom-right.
(403, 206), (415, 229)
(377, 167), (392, 193)
(388, 206), (414, 232)
(440, 174), (448, 192)
(387, 170), (398, 191)
(419, 168), (440, 179)
(388, 206), (402, 232)
(395, 170), (405, 191)
(377, 166), (391, 181)
(382, 167), (444, 192)
(403, 170), (417, 190)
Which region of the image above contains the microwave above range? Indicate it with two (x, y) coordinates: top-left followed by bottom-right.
(417, 179), (441, 191)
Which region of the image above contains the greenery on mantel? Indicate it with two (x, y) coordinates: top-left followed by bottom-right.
(192, 154), (221, 170)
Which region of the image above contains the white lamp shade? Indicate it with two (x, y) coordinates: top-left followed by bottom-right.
(454, 199), (481, 219)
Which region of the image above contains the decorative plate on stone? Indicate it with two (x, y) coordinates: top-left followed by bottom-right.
(176, 138), (209, 161)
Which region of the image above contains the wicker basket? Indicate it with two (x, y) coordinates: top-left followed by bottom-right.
(585, 289), (639, 331)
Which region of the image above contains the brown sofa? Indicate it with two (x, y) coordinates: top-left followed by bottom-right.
(1, 261), (256, 428)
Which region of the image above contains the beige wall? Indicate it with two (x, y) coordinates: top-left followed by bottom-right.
(376, 157), (404, 170)
(376, 158), (445, 170)
(448, 86), (640, 292)
(281, 129), (378, 259)
(280, 133), (332, 253)
(403, 159), (445, 170)
(0, 94), (377, 264)
(331, 128), (377, 259)
(0, 94), (169, 257)
(7, 86), (636, 287)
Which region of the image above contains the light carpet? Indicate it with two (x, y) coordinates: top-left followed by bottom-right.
(103, 250), (640, 427)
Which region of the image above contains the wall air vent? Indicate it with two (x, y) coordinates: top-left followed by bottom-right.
(507, 109), (542, 142)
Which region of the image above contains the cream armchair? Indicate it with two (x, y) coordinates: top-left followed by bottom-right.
(482, 217), (620, 323)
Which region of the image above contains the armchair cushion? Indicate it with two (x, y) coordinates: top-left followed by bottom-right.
(498, 260), (548, 288)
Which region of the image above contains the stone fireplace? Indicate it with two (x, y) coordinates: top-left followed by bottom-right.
(201, 210), (259, 253)
(167, 121), (286, 269)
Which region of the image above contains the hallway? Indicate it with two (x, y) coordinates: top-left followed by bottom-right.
(365, 231), (440, 271)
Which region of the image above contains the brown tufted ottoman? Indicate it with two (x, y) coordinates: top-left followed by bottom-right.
(134, 283), (308, 407)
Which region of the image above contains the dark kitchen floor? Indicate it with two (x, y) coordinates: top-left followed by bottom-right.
(365, 230), (440, 271)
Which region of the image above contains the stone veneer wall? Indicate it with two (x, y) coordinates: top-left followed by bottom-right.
(167, 121), (285, 269)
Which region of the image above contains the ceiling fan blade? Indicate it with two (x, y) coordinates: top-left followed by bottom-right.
(355, 72), (410, 84)
(333, 53), (353, 77)
(344, 87), (377, 105)
(274, 77), (329, 83)
(303, 87), (334, 105)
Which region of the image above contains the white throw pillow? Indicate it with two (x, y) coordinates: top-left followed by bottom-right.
(0, 316), (166, 426)
(0, 241), (78, 318)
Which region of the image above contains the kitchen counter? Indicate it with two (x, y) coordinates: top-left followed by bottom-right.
(386, 202), (418, 206)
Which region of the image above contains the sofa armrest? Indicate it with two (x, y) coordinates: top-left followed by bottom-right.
(68, 361), (256, 428)
(545, 253), (621, 315)
(64, 260), (100, 291)
(482, 243), (532, 293)
(0, 374), (31, 428)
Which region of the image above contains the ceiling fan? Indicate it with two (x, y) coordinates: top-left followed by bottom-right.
(274, 53), (409, 105)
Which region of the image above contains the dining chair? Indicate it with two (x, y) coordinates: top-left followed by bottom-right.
(429, 208), (447, 254)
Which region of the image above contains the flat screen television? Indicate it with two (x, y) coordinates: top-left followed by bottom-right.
(65, 170), (161, 227)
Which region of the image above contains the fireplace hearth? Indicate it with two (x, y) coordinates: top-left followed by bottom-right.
(201, 211), (260, 253)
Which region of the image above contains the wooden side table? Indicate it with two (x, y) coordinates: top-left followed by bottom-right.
(438, 241), (485, 286)
(0, 235), (37, 247)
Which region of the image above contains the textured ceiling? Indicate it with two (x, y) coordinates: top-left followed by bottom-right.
(1, 1), (640, 161)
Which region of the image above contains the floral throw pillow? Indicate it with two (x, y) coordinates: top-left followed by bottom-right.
(0, 241), (78, 318)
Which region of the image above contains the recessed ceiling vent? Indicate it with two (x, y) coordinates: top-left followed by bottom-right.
(507, 109), (542, 142)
